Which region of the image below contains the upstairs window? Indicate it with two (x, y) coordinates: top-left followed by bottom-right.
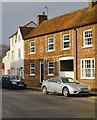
(18, 49), (21, 58)
(12, 51), (14, 59)
(15, 35), (17, 43)
(12, 37), (14, 46)
(18, 35), (21, 42)
(62, 34), (70, 50)
(83, 29), (92, 48)
(30, 41), (35, 54)
(47, 37), (54, 52)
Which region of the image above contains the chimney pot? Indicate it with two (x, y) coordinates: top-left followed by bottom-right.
(37, 12), (48, 25)
(43, 11), (45, 15)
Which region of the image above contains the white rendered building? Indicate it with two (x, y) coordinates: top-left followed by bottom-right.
(3, 21), (36, 78)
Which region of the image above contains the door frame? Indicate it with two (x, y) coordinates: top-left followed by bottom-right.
(59, 57), (74, 78)
(39, 60), (44, 83)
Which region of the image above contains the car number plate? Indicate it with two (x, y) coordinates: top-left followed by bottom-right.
(18, 84), (24, 86)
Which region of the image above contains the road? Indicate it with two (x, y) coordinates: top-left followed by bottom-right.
(2, 88), (96, 119)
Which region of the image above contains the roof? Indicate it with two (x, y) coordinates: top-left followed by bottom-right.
(25, 5), (97, 39)
(9, 21), (36, 39)
(19, 27), (34, 39)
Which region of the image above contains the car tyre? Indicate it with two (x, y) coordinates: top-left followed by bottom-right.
(42, 86), (48, 94)
(62, 87), (69, 97)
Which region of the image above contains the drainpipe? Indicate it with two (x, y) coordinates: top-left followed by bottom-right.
(74, 28), (78, 80)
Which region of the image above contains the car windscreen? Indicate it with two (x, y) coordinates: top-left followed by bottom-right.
(61, 77), (76, 83)
(9, 76), (23, 80)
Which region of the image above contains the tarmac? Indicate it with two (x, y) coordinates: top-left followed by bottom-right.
(27, 86), (97, 100)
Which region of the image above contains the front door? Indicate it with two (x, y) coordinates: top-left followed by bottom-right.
(39, 61), (44, 83)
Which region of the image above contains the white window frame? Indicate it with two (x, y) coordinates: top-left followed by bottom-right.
(18, 49), (21, 58)
(48, 62), (54, 76)
(47, 37), (55, 52)
(30, 62), (35, 76)
(15, 35), (17, 43)
(29, 41), (35, 54)
(62, 34), (70, 50)
(83, 29), (92, 48)
(18, 34), (21, 42)
(12, 37), (14, 46)
(12, 51), (14, 60)
(81, 58), (95, 79)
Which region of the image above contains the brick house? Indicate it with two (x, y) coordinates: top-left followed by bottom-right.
(24, 1), (97, 90)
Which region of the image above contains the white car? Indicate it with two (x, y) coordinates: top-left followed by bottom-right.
(41, 77), (91, 97)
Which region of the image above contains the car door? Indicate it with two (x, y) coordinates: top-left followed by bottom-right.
(3, 76), (9, 88)
(47, 78), (55, 92)
(52, 77), (62, 93)
(48, 77), (62, 93)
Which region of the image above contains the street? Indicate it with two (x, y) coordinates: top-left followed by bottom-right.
(2, 88), (96, 119)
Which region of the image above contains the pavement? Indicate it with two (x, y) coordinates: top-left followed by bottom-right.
(27, 86), (97, 100)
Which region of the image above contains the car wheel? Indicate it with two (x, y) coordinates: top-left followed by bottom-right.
(62, 87), (69, 97)
(42, 86), (48, 94)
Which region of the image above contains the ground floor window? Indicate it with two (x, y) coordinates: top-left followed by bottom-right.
(48, 62), (54, 75)
(60, 60), (73, 71)
(30, 62), (35, 75)
(81, 58), (95, 79)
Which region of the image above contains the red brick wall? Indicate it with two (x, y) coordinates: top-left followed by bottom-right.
(24, 24), (97, 89)
(77, 24), (96, 90)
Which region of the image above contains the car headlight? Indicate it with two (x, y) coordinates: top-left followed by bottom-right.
(12, 81), (17, 84)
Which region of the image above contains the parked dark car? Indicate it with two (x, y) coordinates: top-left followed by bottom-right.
(2, 75), (27, 89)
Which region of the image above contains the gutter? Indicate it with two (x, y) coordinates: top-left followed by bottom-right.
(74, 29), (78, 80)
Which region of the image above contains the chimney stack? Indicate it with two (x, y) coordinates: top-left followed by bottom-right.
(88, 0), (97, 9)
(37, 12), (48, 25)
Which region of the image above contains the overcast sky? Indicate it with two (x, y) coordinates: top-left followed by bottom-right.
(1, 1), (88, 46)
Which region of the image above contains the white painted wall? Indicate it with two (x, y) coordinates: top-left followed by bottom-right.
(2, 51), (11, 75)
(10, 28), (24, 78)
(3, 27), (25, 78)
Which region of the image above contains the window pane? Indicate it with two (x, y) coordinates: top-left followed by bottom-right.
(82, 60), (84, 68)
(49, 44), (54, 50)
(31, 63), (35, 67)
(49, 62), (54, 67)
(49, 68), (54, 74)
(92, 60), (94, 68)
(31, 42), (35, 46)
(31, 48), (35, 52)
(92, 69), (95, 77)
(31, 69), (35, 74)
(85, 69), (91, 77)
(63, 35), (69, 40)
(82, 69), (84, 77)
(85, 60), (91, 68)
(63, 35), (70, 49)
(63, 42), (69, 48)
(84, 30), (92, 46)
(48, 38), (54, 43)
